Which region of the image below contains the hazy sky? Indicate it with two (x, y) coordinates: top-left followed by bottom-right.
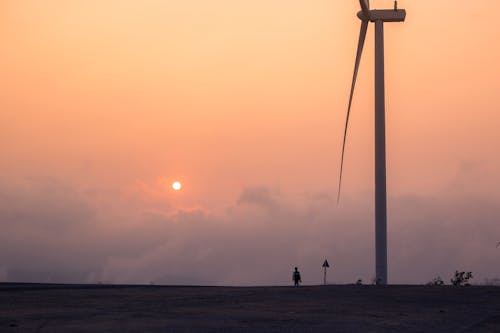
(1, 0), (500, 285)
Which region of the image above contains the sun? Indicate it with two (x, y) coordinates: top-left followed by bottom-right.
(172, 181), (182, 191)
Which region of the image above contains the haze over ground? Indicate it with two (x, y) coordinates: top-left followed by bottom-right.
(1, 0), (499, 285)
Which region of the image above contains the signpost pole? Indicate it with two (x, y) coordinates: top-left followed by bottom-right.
(322, 259), (330, 285)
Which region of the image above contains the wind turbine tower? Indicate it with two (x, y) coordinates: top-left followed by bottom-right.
(338, 0), (406, 285)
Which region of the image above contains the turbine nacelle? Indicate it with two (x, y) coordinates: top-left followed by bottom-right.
(358, 0), (406, 22)
(357, 9), (406, 22)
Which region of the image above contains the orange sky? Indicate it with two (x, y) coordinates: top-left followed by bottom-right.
(1, 1), (500, 285)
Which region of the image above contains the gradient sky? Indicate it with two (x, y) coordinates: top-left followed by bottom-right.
(1, 0), (500, 285)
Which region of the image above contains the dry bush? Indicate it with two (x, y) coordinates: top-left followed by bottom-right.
(427, 276), (445, 286)
(451, 271), (473, 286)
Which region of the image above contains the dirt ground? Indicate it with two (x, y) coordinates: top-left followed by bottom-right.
(1, 283), (499, 332)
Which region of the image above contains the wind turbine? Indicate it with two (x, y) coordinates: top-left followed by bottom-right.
(338, 0), (406, 285)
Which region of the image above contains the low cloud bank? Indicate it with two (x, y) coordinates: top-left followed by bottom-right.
(1, 178), (499, 285)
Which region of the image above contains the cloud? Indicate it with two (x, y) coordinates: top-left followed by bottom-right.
(0, 177), (93, 230)
(237, 186), (278, 210)
(0, 178), (499, 285)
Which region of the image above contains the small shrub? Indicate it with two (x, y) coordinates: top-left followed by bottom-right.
(451, 271), (473, 286)
(355, 279), (363, 285)
(427, 276), (445, 286)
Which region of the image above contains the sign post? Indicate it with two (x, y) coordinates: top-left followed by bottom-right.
(322, 259), (330, 285)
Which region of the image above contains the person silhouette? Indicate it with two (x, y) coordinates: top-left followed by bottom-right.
(293, 267), (302, 287)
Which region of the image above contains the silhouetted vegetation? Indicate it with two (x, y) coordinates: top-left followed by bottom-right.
(451, 271), (473, 286)
(427, 276), (445, 286)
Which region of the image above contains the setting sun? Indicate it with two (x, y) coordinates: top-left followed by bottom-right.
(172, 181), (182, 191)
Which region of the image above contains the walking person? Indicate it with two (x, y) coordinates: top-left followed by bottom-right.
(292, 267), (302, 287)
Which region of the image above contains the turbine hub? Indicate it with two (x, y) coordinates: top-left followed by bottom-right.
(357, 11), (369, 21)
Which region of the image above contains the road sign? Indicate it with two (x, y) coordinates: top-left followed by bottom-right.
(322, 259), (330, 285)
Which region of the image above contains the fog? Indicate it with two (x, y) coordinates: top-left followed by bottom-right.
(1, 176), (499, 286)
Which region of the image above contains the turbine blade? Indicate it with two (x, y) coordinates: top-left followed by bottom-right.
(338, 20), (368, 204)
(360, 0), (370, 15)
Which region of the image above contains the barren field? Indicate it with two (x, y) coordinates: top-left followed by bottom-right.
(1, 283), (499, 332)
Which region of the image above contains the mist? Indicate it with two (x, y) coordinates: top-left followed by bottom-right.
(1, 175), (498, 286)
